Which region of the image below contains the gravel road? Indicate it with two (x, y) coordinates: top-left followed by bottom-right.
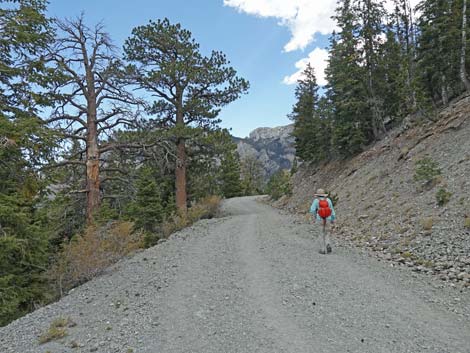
(1, 196), (470, 353)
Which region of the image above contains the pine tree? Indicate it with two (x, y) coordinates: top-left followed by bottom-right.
(0, 0), (54, 325)
(266, 169), (291, 200)
(379, 22), (406, 121)
(127, 167), (164, 233)
(186, 128), (239, 200)
(392, 0), (418, 112)
(355, 0), (388, 139)
(326, 0), (369, 156)
(416, 0), (461, 106)
(124, 19), (249, 212)
(290, 62), (333, 163)
(240, 155), (263, 195)
(220, 150), (242, 198)
(290, 63), (325, 162)
(460, 0), (470, 91)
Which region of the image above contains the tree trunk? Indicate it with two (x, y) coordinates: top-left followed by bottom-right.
(367, 55), (382, 139)
(404, 0), (417, 109)
(175, 138), (187, 212)
(461, 0), (470, 91)
(441, 74), (449, 105)
(175, 99), (187, 212)
(84, 47), (100, 224)
(86, 98), (100, 224)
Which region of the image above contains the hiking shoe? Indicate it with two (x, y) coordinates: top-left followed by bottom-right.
(326, 244), (332, 253)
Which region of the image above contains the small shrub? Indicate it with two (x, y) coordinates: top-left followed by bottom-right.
(161, 212), (189, 238)
(161, 196), (221, 239)
(415, 258), (425, 265)
(189, 195), (221, 221)
(398, 226), (409, 234)
(39, 327), (67, 344)
(465, 217), (470, 229)
(423, 260), (434, 268)
(402, 251), (413, 258)
(48, 222), (143, 295)
(38, 317), (74, 344)
(413, 157), (441, 187)
(400, 146), (410, 157)
(420, 217), (433, 232)
(143, 232), (163, 248)
(436, 188), (452, 206)
(367, 174), (378, 183)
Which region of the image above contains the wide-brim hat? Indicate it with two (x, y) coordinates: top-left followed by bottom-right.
(314, 188), (328, 197)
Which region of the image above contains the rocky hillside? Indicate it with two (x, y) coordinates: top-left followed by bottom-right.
(235, 125), (295, 179)
(281, 96), (470, 288)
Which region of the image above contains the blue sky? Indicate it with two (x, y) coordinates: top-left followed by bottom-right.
(47, 0), (332, 137)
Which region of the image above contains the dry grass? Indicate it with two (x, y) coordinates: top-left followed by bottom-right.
(465, 217), (470, 229)
(414, 257), (434, 268)
(402, 251), (413, 258)
(38, 317), (75, 344)
(420, 217), (434, 232)
(48, 197), (221, 295)
(48, 221), (143, 295)
(162, 196), (221, 238)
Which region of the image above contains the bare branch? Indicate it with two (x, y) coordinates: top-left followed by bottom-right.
(42, 160), (86, 169)
(99, 141), (161, 154)
(68, 189), (88, 194)
(97, 117), (136, 133)
(46, 114), (87, 128)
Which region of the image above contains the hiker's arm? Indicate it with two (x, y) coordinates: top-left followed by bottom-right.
(309, 199), (318, 222)
(328, 198), (336, 222)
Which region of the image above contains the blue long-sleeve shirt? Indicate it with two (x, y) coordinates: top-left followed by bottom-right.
(309, 197), (336, 221)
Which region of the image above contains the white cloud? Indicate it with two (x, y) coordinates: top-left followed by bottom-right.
(283, 47), (329, 86)
(225, 0), (423, 84)
(224, 0), (337, 52)
(225, 0), (422, 52)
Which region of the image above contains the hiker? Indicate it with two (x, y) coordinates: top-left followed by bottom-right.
(310, 188), (336, 254)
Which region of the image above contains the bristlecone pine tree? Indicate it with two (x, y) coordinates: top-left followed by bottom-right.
(123, 18), (249, 212)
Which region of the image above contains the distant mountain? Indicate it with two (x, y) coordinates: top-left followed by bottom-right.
(234, 125), (295, 179)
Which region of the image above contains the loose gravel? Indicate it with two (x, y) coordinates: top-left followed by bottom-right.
(1, 197), (469, 353)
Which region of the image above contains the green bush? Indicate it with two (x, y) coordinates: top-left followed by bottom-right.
(413, 157), (441, 185)
(436, 188), (452, 206)
(266, 170), (292, 200)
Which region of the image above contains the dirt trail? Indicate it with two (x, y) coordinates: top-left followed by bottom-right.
(1, 196), (469, 353)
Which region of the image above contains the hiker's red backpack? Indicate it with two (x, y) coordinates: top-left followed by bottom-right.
(317, 199), (332, 219)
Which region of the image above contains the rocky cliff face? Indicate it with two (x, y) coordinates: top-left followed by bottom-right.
(235, 125), (295, 179)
